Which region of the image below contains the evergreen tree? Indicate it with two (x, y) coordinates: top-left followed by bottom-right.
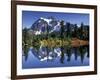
(74, 24), (78, 38)
(80, 22), (84, 39)
(66, 22), (71, 38)
(60, 20), (65, 39)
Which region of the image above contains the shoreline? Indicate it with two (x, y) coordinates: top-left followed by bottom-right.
(40, 38), (89, 47)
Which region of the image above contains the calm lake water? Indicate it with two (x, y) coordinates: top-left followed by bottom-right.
(22, 45), (89, 69)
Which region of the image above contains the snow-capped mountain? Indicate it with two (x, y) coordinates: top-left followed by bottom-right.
(31, 17), (61, 35)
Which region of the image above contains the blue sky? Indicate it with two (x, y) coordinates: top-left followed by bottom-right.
(22, 11), (89, 29)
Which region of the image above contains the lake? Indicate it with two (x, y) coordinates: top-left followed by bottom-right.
(22, 45), (89, 69)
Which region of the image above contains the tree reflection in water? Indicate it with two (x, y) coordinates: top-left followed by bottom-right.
(23, 45), (89, 64)
(23, 45), (30, 61)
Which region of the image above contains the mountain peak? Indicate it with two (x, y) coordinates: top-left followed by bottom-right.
(40, 17), (52, 24)
(31, 16), (61, 35)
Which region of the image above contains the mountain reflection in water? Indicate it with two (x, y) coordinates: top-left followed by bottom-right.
(22, 45), (89, 69)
